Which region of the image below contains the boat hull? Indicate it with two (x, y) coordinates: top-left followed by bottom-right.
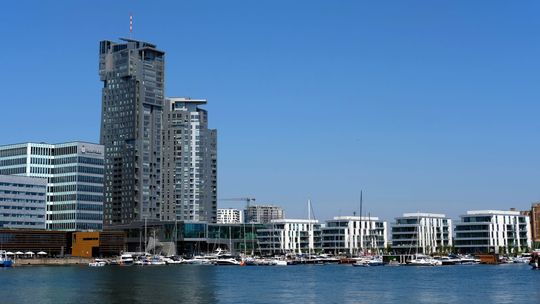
(0, 260), (13, 267)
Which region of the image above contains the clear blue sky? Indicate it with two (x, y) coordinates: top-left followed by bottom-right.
(1, 1), (539, 222)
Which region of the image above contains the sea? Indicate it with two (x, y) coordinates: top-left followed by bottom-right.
(1, 263), (538, 304)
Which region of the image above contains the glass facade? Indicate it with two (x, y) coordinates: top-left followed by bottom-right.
(100, 39), (164, 225)
(0, 142), (104, 231)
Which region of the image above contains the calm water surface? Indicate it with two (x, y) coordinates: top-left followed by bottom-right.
(1, 264), (538, 303)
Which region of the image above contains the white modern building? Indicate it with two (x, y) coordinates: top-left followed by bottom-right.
(257, 219), (321, 255)
(0, 142), (104, 231)
(391, 213), (453, 254)
(322, 216), (388, 255)
(217, 208), (243, 224)
(0, 175), (47, 229)
(454, 210), (532, 254)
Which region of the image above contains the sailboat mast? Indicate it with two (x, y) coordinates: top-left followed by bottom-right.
(308, 199), (311, 257)
(144, 217), (147, 253)
(359, 191), (363, 255)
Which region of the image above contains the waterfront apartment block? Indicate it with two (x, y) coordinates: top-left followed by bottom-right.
(162, 97), (217, 222)
(217, 208), (243, 224)
(245, 204), (284, 224)
(99, 38), (165, 225)
(0, 142), (104, 231)
(257, 219), (322, 255)
(0, 175), (47, 229)
(391, 213), (453, 254)
(321, 216), (387, 255)
(454, 210), (532, 254)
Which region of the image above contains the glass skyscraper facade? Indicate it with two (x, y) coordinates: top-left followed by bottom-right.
(0, 142), (104, 231)
(99, 38), (165, 225)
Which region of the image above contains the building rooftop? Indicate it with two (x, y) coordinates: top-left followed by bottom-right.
(464, 210), (521, 216)
(331, 216), (380, 221)
(270, 219), (318, 224)
(400, 213), (447, 218)
(168, 97), (207, 105)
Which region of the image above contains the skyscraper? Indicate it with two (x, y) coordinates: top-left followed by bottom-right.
(162, 97), (217, 222)
(99, 38), (165, 225)
(0, 142), (104, 231)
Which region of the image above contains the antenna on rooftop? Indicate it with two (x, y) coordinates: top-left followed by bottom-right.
(129, 13), (133, 38)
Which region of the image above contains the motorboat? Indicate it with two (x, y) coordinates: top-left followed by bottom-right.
(119, 254), (134, 266)
(163, 256), (183, 265)
(0, 250), (13, 267)
(272, 259), (288, 266)
(89, 260), (107, 267)
(366, 256), (384, 266)
(213, 258), (240, 266)
(407, 254), (441, 266)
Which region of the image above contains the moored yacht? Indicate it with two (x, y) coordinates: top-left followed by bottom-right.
(407, 254), (442, 266)
(0, 250), (13, 267)
(119, 254), (134, 266)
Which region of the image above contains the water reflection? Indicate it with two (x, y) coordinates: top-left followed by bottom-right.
(1, 264), (538, 304)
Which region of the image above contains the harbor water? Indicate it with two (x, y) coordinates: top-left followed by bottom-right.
(1, 264), (538, 303)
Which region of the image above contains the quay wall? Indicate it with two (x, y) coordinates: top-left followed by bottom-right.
(12, 258), (93, 266)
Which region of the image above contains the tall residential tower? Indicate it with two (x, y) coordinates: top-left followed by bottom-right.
(162, 98), (217, 222)
(99, 38), (165, 225)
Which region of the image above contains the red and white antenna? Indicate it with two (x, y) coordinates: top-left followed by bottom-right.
(129, 13), (133, 38)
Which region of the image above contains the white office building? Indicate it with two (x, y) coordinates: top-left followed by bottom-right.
(257, 219), (321, 255)
(0, 142), (104, 231)
(217, 208), (243, 224)
(322, 216), (388, 255)
(391, 213), (453, 254)
(454, 210), (532, 254)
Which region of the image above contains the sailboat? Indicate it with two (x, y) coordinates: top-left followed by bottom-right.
(406, 214), (441, 266)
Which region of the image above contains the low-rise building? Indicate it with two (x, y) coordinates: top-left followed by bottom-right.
(0, 175), (47, 229)
(257, 219), (321, 255)
(321, 216), (387, 255)
(217, 208), (243, 224)
(391, 213), (453, 254)
(454, 210), (531, 254)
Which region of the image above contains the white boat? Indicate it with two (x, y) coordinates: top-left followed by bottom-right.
(514, 253), (531, 264)
(213, 258), (240, 266)
(119, 254), (134, 266)
(458, 255), (479, 265)
(367, 256), (384, 266)
(89, 260), (107, 267)
(272, 259), (288, 266)
(163, 257), (183, 265)
(407, 254), (441, 266)
(183, 256), (213, 265)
